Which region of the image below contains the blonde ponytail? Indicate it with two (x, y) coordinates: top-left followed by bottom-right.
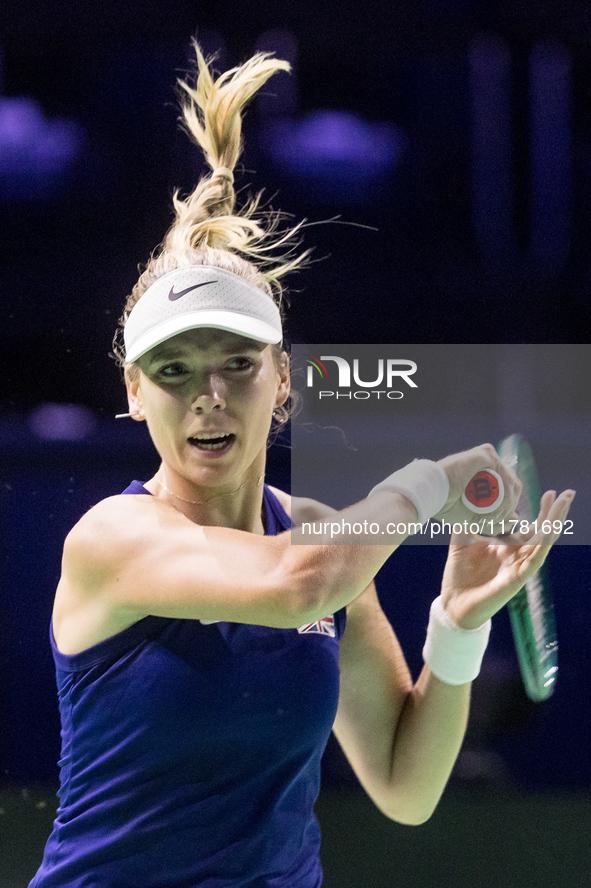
(115, 42), (310, 363)
(178, 42), (288, 182)
(161, 41), (308, 277)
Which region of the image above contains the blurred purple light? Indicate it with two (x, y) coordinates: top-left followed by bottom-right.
(28, 404), (97, 441)
(0, 97), (83, 199)
(264, 110), (405, 178)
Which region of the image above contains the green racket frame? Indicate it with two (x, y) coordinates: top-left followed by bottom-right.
(497, 434), (558, 701)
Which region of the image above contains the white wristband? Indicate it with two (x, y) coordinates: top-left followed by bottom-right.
(368, 459), (449, 527)
(422, 596), (491, 685)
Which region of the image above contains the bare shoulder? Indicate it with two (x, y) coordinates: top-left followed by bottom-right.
(55, 493), (164, 653)
(267, 485), (337, 525)
(63, 492), (173, 579)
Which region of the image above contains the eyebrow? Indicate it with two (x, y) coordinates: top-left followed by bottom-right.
(148, 340), (266, 364)
(148, 348), (186, 363)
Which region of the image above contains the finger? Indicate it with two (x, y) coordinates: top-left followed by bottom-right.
(530, 489), (576, 552)
(538, 489), (557, 519)
(497, 489), (569, 545)
(517, 491), (557, 542)
(518, 544), (549, 582)
(553, 488), (575, 512)
(543, 489), (575, 541)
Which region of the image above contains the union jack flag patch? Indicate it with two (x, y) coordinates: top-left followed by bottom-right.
(297, 615), (336, 637)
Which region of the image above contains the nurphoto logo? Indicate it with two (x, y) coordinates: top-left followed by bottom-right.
(305, 354), (418, 400)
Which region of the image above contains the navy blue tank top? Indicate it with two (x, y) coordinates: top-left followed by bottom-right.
(30, 483), (346, 888)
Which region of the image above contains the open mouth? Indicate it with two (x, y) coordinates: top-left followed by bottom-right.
(188, 433), (236, 452)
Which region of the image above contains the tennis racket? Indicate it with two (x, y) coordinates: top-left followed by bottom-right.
(497, 434), (558, 701)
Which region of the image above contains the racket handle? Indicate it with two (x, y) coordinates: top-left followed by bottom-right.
(462, 469), (504, 514)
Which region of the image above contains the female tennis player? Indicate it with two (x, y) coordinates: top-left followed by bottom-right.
(30, 44), (574, 888)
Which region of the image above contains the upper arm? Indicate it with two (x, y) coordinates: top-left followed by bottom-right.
(333, 583), (413, 819)
(62, 496), (311, 628)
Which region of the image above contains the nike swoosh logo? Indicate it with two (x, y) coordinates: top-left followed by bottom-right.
(168, 280), (218, 301)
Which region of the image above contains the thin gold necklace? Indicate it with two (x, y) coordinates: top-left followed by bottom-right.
(155, 474), (263, 506)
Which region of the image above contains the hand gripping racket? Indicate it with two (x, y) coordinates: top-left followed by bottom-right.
(462, 469), (504, 514)
(497, 434), (558, 701)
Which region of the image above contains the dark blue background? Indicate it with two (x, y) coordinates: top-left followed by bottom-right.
(0, 0), (590, 792)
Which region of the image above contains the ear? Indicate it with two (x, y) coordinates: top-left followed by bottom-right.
(274, 351), (291, 409)
(124, 365), (145, 421)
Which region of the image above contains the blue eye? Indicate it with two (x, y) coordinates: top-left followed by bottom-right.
(159, 363), (188, 378)
(225, 357), (254, 371)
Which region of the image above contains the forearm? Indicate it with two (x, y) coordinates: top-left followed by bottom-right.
(386, 667), (471, 825)
(286, 444), (515, 623)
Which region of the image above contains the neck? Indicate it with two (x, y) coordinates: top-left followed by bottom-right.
(145, 461), (267, 533)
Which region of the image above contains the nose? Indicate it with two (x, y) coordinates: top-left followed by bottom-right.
(190, 374), (227, 414)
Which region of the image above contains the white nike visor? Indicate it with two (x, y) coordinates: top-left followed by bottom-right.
(124, 265), (283, 363)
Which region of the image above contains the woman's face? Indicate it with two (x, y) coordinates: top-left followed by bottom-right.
(126, 328), (289, 490)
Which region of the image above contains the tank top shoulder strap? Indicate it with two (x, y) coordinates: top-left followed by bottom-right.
(121, 479), (152, 495)
(262, 484), (293, 534)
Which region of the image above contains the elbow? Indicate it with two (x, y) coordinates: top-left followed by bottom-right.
(263, 567), (324, 629)
(387, 808), (435, 826)
(378, 795), (439, 826)
(383, 806), (435, 826)
(288, 576), (327, 626)
(273, 547), (329, 627)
